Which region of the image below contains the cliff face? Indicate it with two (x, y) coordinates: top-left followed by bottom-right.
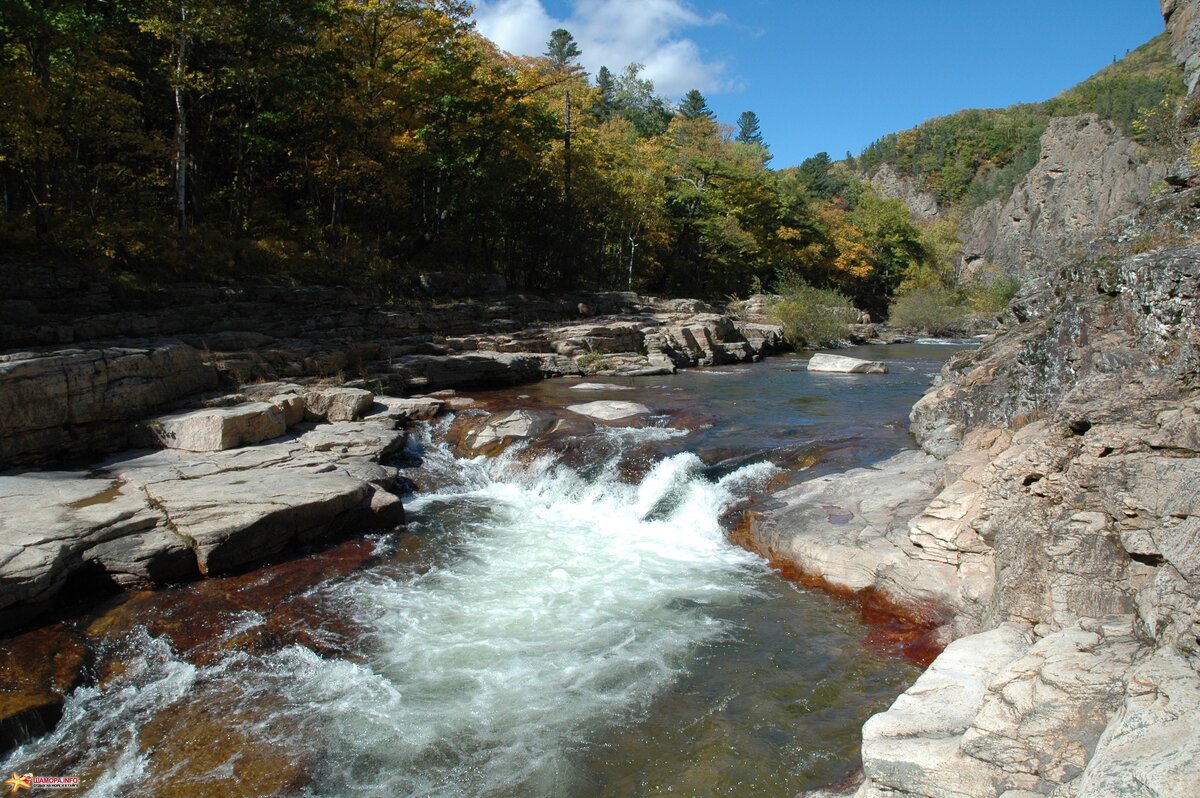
(1164, 0), (1200, 99)
(959, 115), (1167, 283)
(869, 165), (942, 222)
(773, 8), (1200, 795)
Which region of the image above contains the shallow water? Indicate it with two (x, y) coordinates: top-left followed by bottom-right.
(1, 345), (967, 797)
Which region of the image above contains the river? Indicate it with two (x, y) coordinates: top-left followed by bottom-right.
(1, 344), (969, 797)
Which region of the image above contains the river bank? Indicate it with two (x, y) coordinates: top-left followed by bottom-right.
(740, 243), (1200, 798)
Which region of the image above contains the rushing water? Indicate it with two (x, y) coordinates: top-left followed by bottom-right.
(1, 345), (968, 797)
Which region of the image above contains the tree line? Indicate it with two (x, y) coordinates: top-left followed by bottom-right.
(2, 0), (940, 313)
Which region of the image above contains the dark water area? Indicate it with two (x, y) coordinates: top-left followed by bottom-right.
(0, 344), (969, 798)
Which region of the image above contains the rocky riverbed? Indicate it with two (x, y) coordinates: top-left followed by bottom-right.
(1, 345), (972, 797)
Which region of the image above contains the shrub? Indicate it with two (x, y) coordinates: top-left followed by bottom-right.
(770, 278), (857, 347)
(576, 350), (613, 373)
(888, 286), (970, 335)
(968, 274), (1021, 313)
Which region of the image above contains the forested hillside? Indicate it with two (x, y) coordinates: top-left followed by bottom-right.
(855, 33), (1185, 209)
(0, 3), (1183, 316)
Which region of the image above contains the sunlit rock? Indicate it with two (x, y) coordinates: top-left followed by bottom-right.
(807, 353), (888, 374)
(566, 400), (652, 421)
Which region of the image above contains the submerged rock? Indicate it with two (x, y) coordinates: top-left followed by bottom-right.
(807, 353), (889, 374)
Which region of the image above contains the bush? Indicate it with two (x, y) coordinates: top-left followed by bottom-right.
(968, 274), (1021, 313)
(888, 286), (970, 335)
(770, 278), (858, 347)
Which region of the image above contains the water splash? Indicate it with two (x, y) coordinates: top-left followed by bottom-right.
(4, 423), (780, 798)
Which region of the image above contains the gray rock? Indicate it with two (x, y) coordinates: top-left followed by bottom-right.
(0, 395), (415, 630)
(871, 164), (942, 221)
(147, 402), (287, 452)
(568, 382), (635, 391)
(0, 342), (217, 467)
(304, 387), (374, 422)
(268, 394), (306, 427)
(746, 449), (983, 618)
(959, 115), (1166, 282)
(461, 410), (553, 454)
(368, 396), (444, 421)
(859, 624), (1032, 798)
(144, 468), (368, 575)
(1076, 646), (1200, 797)
(566, 401), (651, 422)
(807, 353), (889, 374)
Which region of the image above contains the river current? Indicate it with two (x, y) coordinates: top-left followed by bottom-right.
(1, 344), (968, 797)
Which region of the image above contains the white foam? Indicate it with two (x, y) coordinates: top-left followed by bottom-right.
(8, 424), (776, 797)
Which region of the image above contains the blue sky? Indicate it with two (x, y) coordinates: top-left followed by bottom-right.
(472, 0), (1170, 168)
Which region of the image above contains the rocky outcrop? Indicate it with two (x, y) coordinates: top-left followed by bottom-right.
(0, 395), (431, 631)
(0, 263), (784, 467)
(748, 217), (1200, 793)
(745, 450), (962, 615)
(566, 400), (651, 422)
(959, 115), (1167, 282)
(870, 164), (942, 221)
(831, 237), (1199, 795)
(1164, 0), (1200, 100)
(0, 342), (217, 467)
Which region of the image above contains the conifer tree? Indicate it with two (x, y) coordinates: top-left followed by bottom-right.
(736, 111), (764, 145)
(545, 28), (581, 69)
(678, 89), (713, 120)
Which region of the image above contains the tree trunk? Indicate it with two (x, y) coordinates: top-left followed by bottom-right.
(174, 3), (190, 233)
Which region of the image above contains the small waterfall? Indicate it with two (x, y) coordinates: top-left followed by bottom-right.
(4, 422), (780, 798)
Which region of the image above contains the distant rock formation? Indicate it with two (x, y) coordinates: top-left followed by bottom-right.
(959, 114), (1166, 283)
(870, 164), (942, 222)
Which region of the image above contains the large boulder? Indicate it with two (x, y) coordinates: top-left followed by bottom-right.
(148, 403), (287, 452)
(807, 353), (889, 374)
(304, 387), (374, 422)
(143, 468), (369, 575)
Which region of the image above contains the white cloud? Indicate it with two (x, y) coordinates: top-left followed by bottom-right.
(472, 0), (730, 99)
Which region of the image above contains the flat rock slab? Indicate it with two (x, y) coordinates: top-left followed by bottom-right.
(747, 449), (961, 611)
(861, 624), (1033, 796)
(808, 353), (889, 374)
(369, 397), (444, 421)
(145, 468), (368, 575)
(569, 382), (634, 391)
(149, 402), (287, 452)
(566, 400), (651, 421)
(0, 394), (418, 632)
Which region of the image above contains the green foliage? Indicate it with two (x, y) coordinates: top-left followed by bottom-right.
(0, 0), (960, 316)
(857, 33), (1184, 209)
(965, 267), (1021, 313)
(678, 89), (714, 120)
(1045, 33), (1184, 135)
(610, 63), (672, 136)
(792, 152), (851, 201)
(544, 28), (581, 69)
(770, 276), (857, 347)
(888, 286), (970, 336)
(576, 350), (613, 373)
(736, 111), (764, 146)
